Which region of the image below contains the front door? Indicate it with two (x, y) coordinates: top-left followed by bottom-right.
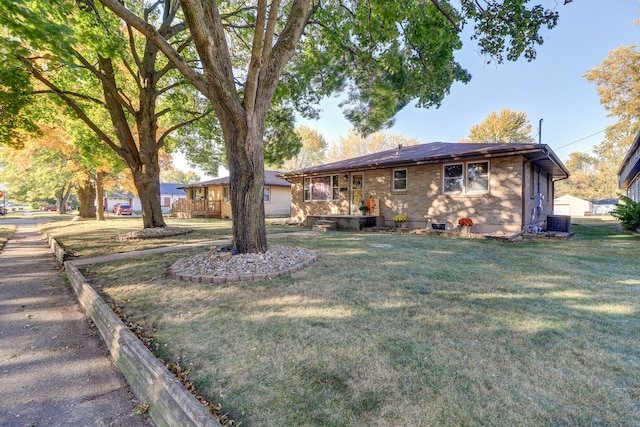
(350, 173), (364, 214)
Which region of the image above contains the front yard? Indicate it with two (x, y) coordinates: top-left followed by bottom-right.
(58, 217), (639, 426)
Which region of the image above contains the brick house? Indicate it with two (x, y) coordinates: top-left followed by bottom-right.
(618, 131), (640, 202)
(173, 170), (291, 218)
(278, 142), (569, 234)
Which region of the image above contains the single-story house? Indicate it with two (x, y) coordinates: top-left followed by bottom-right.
(104, 192), (137, 213)
(553, 195), (592, 216)
(618, 131), (640, 202)
(589, 198), (618, 215)
(278, 142), (569, 234)
(159, 183), (187, 214)
(104, 183), (187, 214)
(173, 170), (291, 219)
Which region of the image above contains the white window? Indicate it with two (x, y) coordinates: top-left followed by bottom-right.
(264, 187), (271, 203)
(304, 175), (340, 201)
(393, 169), (407, 191)
(223, 186), (230, 202)
(443, 161), (489, 194)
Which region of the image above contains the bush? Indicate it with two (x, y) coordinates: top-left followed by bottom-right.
(611, 195), (640, 230)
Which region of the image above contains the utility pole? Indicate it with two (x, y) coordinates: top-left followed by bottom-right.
(538, 119), (543, 144)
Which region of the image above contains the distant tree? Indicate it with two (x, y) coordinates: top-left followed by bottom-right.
(463, 109), (535, 143)
(555, 151), (617, 198)
(277, 125), (328, 171)
(161, 168), (201, 184)
(585, 44), (640, 144)
(584, 44), (640, 197)
(0, 0), (217, 228)
(327, 130), (420, 162)
(1, 125), (79, 211)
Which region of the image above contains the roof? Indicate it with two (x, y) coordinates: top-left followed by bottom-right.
(178, 170), (291, 190)
(555, 195), (591, 203)
(618, 131), (640, 188)
(160, 183), (187, 194)
(278, 142), (569, 180)
(588, 198), (619, 205)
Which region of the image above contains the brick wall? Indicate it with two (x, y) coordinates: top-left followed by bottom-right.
(289, 155), (556, 233)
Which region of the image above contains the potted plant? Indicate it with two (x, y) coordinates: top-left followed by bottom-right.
(394, 214), (408, 228)
(458, 217), (473, 233)
(359, 203), (369, 216)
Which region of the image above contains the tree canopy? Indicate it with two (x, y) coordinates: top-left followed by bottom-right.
(88, 0), (562, 252)
(277, 125), (328, 171)
(0, 0), (220, 228)
(463, 109), (535, 144)
(559, 44), (640, 199)
(327, 130), (421, 162)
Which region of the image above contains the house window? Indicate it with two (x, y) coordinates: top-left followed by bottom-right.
(443, 164), (464, 194)
(264, 187), (271, 203)
(393, 169), (407, 191)
(163, 196), (170, 207)
(466, 162), (489, 193)
(443, 161), (490, 194)
(191, 188), (204, 200)
(304, 175), (339, 201)
(223, 186), (230, 202)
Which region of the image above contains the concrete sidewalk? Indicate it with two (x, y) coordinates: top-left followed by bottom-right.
(0, 224), (153, 427)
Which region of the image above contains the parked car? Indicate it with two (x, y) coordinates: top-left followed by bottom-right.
(112, 203), (120, 213)
(115, 204), (133, 215)
(40, 205), (57, 211)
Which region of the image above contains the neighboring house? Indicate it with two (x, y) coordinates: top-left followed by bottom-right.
(104, 192), (138, 213)
(553, 195), (591, 216)
(618, 131), (640, 202)
(159, 183), (187, 214)
(105, 184), (187, 214)
(278, 142), (569, 234)
(589, 198), (618, 216)
(174, 170), (291, 218)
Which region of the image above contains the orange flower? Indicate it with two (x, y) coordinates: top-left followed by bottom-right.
(458, 218), (473, 226)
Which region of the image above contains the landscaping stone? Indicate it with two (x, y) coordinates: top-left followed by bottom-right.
(170, 245), (318, 284)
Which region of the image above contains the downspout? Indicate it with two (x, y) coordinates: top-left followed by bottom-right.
(522, 158), (526, 232)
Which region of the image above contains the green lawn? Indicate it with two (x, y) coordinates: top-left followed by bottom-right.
(0, 225), (15, 249)
(40, 216), (298, 258)
(68, 218), (639, 426)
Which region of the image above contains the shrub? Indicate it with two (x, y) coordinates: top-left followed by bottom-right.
(611, 195), (640, 230)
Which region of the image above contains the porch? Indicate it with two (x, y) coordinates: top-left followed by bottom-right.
(171, 199), (222, 219)
(307, 214), (381, 231)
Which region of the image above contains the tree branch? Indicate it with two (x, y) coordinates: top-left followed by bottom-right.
(32, 90), (105, 106)
(245, 0), (268, 114)
(96, 0), (212, 100)
(72, 51), (137, 116)
(430, 0), (461, 32)
(156, 108), (213, 147)
(16, 55), (122, 156)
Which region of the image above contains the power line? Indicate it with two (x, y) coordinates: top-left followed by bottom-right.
(555, 129), (606, 150)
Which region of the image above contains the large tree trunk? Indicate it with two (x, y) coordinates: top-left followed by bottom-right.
(95, 171), (105, 221)
(131, 156), (165, 229)
(98, 56), (166, 229)
(227, 123), (267, 253)
(56, 182), (73, 214)
(78, 178), (96, 218)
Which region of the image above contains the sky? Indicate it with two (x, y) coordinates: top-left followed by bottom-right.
(180, 0), (640, 180)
